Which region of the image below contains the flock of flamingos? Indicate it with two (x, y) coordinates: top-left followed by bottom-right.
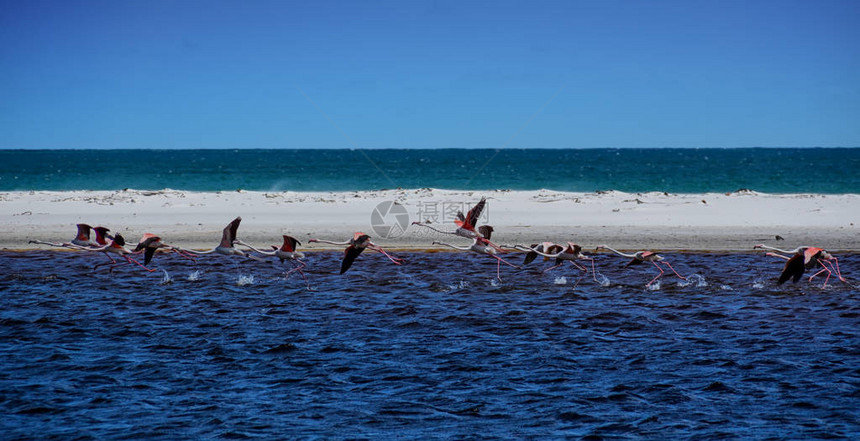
(29, 198), (848, 289)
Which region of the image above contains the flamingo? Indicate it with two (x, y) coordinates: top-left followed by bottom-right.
(432, 237), (519, 281)
(754, 244), (846, 287)
(515, 242), (598, 286)
(178, 217), (260, 260)
(234, 235), (309, 285)
(133, 233), (197, 266)
(595, 245), (686, 287)
(29, 223), (102, 250)
(412, 198), (504, 251)
(79, 233), (156, 272)
(309, 232), (402, 274)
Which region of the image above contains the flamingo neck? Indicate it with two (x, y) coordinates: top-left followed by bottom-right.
(600, 246), (636, 258)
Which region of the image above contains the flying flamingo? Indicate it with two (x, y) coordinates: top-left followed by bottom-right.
(234, 235), (309, 285)
(177, 217), (261, 260)
(515, 242), (598, 286)
(412, 198), (504, 251)
(77, 233), (156, 273)
(133, 233), (197, 266)
(432, 237), (519, 281)
(29, 223), (103, 250)
(754, 244), (846, 287)
(309, 232), (402, 274)
(595, 245), (686, 287)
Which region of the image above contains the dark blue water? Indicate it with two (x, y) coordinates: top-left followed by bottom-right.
(2, 250), (858, 439)
(2, 148), (858, 193)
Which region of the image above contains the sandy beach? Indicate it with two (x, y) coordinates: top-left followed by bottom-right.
(2, 188), (858, 252)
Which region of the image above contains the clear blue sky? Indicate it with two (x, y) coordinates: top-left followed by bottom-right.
(1, 0), (857, 149)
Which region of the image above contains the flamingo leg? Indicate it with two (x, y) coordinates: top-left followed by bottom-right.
(485, 239), (507, 254)
(490, 254), (519, 281)
(125, 255), (156, 272)
(370, 245), (403, 265)
(285, 260), (310, 288)
(541, 262), (563, 274)
(569, 261), (587, 288)
(661, 261), (686, 280)
(285, 259), (306, 277)
(93, 252), (118, 271)
(588, 258), (598, 282)
(827, 257), (847, 282)
(647, 261), (665, 286)
(173, 248), (198, 262)
(809, 259), (833, 288)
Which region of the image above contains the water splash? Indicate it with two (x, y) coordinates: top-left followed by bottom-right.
(160, 270), (173, 285)
(237, 275), (255, 286)
(490, 279), (499, 287)
(679, 274), (708, 288)
(752, 278), (766, 289)
(187, 270), (201, 282)
(647, 280), (661, 291)
(553, 276), (567, 285)
(594, 273), (611, 287)
(720, 284), (733, 291)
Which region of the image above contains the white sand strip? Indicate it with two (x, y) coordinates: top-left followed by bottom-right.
(2, 189), (858, 252)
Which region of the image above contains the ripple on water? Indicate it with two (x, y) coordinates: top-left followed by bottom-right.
(0, 251), (858, 439)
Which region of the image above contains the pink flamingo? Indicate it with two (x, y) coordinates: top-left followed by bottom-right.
(234, 235), (309, 285)
(412, 197), (504, 252)
(133, 233), (197, 266)
(433, 237), (519, 281)
(516, 242), (597, 286)
(309, 232), (402, 274)
(81, 233), (156, 272)
(595, 245), (686, 287)
(29, 223), (104, 250)
(754, 244), (846, 288)
(178, 217), (260, 260)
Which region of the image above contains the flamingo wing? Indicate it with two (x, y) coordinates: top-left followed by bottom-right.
(478, 225), (494, 240)
(281, 235), (300, 252)
(523, 244), (540, 265)
(778, 254), (806, 285)
(465, 198), (486, 229)
(143, 247), (157, 266)
(76, 224), (92, 241)
(113, 233), (126, 247)
(341, 245), (365, 274)
(803, 247), (823, 267)
(134, 234), (160, 252)
(220, 217), (242, 248)
(625, 257), (643, 267)
(93, 227), (112, 245)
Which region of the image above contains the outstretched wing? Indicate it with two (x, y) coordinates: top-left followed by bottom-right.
(75, 224), (92, 241)
(478, 225), (494, 240)
(281, 235), (300, 252)
(523, 244), (539, 265)
(465, 198), (486, 228)
(144, 247), (157, 266)
(134, 233), (159, 251)
(220, 217), (242, 248)
(778, 254), (806, 285)
(341, 245), (365, 274)
(113, 233), (126, 247)
(625, 257), (643, 267)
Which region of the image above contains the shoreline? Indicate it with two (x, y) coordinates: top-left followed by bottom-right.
(2, 189), (859, 252)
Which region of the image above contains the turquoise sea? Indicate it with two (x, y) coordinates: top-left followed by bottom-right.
(1, 148), (858, 193)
